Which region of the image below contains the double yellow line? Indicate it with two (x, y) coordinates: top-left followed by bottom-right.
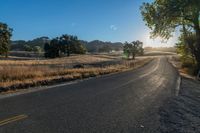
(0, 114), (28, 126)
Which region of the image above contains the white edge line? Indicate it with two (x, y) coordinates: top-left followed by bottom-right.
(167, 56), (181, 96)
(0, 58), (155, 99)
(0, 71), (133, 99)
(175, 76), (181, 96)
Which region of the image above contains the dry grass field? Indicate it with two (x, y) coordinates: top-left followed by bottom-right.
(0, 54), (152, 92)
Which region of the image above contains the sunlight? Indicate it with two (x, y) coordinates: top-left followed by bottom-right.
(143, 32), (178, 47)
(1, 0), (200, 132)
(143, 33), (163, 47)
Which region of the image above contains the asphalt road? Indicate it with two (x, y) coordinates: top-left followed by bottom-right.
(0, 57), (179, 133)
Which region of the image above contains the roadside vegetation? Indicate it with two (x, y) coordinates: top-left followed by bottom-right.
(141, 0), (200, 76)
(0, 21), (151, 93)
(175, 34), (198, 75)
(0, 55), (152, 93)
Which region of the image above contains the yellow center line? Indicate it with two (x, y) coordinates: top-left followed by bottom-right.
(0, 114), (28, 126)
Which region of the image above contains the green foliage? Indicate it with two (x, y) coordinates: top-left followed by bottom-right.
(141, 0), (200, 72)
(11, 37), (49, 52)
(33, 46), (42, 53)
(12, 39), (123, 53)
(123, 41), (144, 59)
(123, 42), (132, 58)
(141, 0), (200, 39)
(82, 40), (123, 53)
(71, 41), (87, 54)
(44, 39), (60, 58)
(176, 33), (198, 75)
(98, 45), (112, 53)
(44, 35), (86, 58)
(0, 22), (12, 57)
(44, 42), (51, 58)
(23, 45), (33, 52)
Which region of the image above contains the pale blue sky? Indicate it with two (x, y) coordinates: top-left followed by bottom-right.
(0, 0), (177, 47)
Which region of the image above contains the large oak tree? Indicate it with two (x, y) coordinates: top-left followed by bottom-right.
(141, 0), (200, 69)
(0, 22), (12, 57)
(123, 40), (144, 59)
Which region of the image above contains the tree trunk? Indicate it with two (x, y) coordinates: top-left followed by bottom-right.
(5, 52), (8, 58)
(193, 14), (200, 71)
(67, 50), (70, 57)
(67, 44), (70, 57)
(132, 53), (135, 60)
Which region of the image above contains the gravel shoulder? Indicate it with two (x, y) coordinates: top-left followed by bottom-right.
(160, 57), (200, 133)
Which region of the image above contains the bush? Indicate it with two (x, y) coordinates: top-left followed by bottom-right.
(182, 59), (198, 75)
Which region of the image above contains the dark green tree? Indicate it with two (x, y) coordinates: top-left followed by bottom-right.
(44, 35), (86, 58)
(141, 0), (200, 70)
(44, 38), (60, 58)
(60, 34), (86, 56)
(123, 40), (144, 59)
(0, 22), (12, 57)
(24, 45), (33, 51)
(131, 41), (144, 59)
(33, 46), (42, 53)
(71, 41), (87, 54)
(44, 42), (51, 58)
(60, 35), (71, 56)
(123, 42), (132, 59)
(49, 38), (60, 58)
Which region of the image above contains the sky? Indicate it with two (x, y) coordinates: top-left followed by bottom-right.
(0, 0), (178, 47)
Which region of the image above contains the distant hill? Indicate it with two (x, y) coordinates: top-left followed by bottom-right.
(11, 37), (49, 51)
(11, 38), (123, 53)
(11, 37), (176, 54)
(81, 40), (123, 53)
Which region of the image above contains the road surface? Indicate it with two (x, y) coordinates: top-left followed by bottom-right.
(0, 57), (179, 133)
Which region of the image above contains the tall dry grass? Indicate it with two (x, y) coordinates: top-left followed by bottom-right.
(0, 55), (152, 90)
(0, 55), (119, 66)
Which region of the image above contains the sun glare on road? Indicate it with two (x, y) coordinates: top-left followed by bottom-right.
(0, 0), (200, 133)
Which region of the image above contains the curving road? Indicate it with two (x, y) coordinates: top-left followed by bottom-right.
(0, 57), (179, 133)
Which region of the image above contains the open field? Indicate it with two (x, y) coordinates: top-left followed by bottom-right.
(0, 54), (152, 93)
(0, 54), (121, 65)
(144, 51), (176, 56)
(0, 57), (181, 133)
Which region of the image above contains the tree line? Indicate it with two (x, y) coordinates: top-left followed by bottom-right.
(11, 37), (49, 53)
(11, 39), (124, 53)
(0, 23), (87, 58)
(0, 22), (12, 57)
(0, 22), (144, 59)
(44, 35), (86, 58)
(141, 0), (200, 74)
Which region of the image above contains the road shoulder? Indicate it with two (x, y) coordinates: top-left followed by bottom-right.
(159, 78), (200, 133)
(159, 57), (200, 133)
(0, 58), (154, 98)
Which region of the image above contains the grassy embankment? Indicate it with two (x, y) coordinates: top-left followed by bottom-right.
(0, 54), (152, 93)
(169, 55), (198, 78)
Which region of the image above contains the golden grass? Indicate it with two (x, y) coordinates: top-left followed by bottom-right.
(0, 55), (119, 66)
(0, 55), (152, 91)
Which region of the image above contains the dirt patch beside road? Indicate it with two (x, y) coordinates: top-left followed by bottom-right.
(159, 57), (200, 133)
(160, 78), (200, 133)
